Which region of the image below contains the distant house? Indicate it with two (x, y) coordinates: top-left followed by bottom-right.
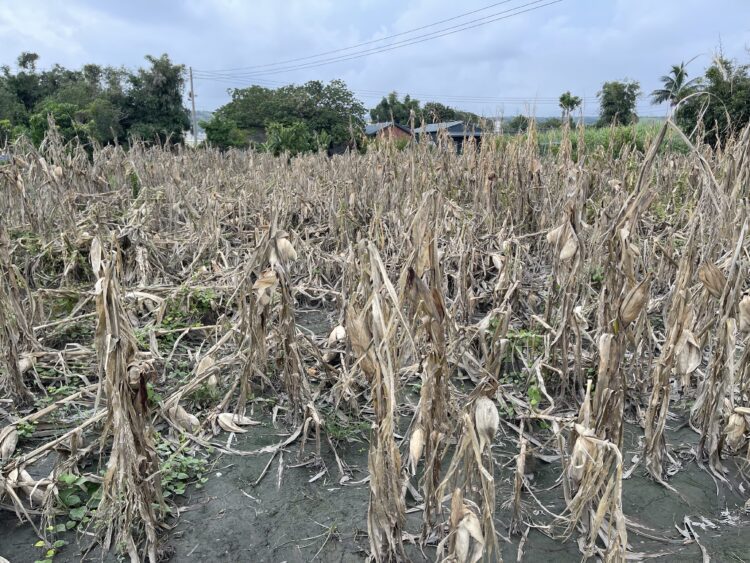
(413, 121), (483, 151)
(364, 122), (412, 141)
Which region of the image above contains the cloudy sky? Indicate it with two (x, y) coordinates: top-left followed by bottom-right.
(2, 0), (749, 117)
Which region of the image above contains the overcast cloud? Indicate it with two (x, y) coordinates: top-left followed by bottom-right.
(1, 0), (749, 116)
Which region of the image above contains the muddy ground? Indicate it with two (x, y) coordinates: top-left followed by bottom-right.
(2, 308), (749, 562)
(3, 417), (749, 562)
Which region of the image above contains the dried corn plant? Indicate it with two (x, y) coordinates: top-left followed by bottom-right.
(347, 242), (406, 562)
(691, 219), (748, 477)
(403, 195), (454, 538)
(435, 394), (500, 562)
(2, 120), (750, 562)
(643, 219), (699, 483)
(0, 224), (37, 404)
(90, 238), (164, 562)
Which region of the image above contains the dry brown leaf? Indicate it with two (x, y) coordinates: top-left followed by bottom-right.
(90, 237), (102, 274)
(619, 274), (652, 326)
(0, 425), (18, 462)
(196, 355), (215, 375)
(217, 412), (260, 433)
(739, 294), (750, 333)
(676, 330), (701, 375)
(698, 263), (726, 298)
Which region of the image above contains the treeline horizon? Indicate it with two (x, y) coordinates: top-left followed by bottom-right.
(1, 49), (749, 153)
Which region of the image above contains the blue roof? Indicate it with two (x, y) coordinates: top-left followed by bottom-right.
(365, 122), (411, 136)
(413, 121), (482, 136)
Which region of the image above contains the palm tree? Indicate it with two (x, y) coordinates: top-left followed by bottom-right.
(559, 91), (582, 123)
(650, 62), (700, 107)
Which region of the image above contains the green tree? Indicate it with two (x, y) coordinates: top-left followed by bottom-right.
(212, 79), (364, 151)
(17, 52), (39, 72)
(506, 114), (530, 134)
(201, 115), (248, 150)
(82, 98), (123, 145)
(0, 79), (26, 125)
(676, 55), (750, 145)
(538, 117), (563, 132)
(370, 92), (420, 126)
(5, 55), (42, 112)
(422, 102), (456, 123)
(124, 54), (190, 144)
(651, 62), (699, 107)
(263, 121), (314, 156)
(597, 80), (640, 126)
(559, 91), (582, 123)
(0, 119), (12, 145)
(28, 101), (88, 145)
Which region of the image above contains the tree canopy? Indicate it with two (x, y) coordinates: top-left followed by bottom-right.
(0, 52), (190, 147)
(204, 79), (365, 152)
(650, 62), (699, 107)
(559, 91), (582, 122)
(370, 92), (421, 126)
(597, 80), (640, 127)
(675, 55), (750, 145)
(370, 93), (483, 127)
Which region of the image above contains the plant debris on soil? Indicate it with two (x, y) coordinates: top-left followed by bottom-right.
(1, 122), (750, 562)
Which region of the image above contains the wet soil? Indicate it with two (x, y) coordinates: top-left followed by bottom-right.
(4, 417), (749, 562)
(2, 305), (749, 561)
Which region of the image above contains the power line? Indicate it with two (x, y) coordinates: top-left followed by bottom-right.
(196, 78), (595, 107)
(193, 0), (562, 78)
(196, 0), (522, 74)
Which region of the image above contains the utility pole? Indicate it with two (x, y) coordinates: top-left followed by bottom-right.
(189, 66), (197, 145)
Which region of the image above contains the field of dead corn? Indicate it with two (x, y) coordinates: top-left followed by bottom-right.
(1, 123), (750, 562)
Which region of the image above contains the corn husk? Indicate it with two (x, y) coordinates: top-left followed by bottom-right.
(217, 412), (259, 433)
(725, 413), (746, 450)
(739, 294), (750, 333)
(327, 325), (346, 346)
(456, 508), (484, 563)
(0, 425), (18, 462)
(206, 373), (219, 391)
(698, 263), (726, 298)
(8, 468), (46, 505)
(568, 434), (595, 488)
(409, 427), (425, 475)
(676, 329), (701, 375)
(619, 274), (652, 326)
(270, 237), (297, 266)
(597, 333), (614, 379)
(168, 404), (200, 433)
(455, 524), (471, 563)
(89, 236), (104, 277)
(474, 396), (499, 452)
(253, 269), (278, 306)
(196, 355), (215, 375)
(546, 220), (579, 261)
